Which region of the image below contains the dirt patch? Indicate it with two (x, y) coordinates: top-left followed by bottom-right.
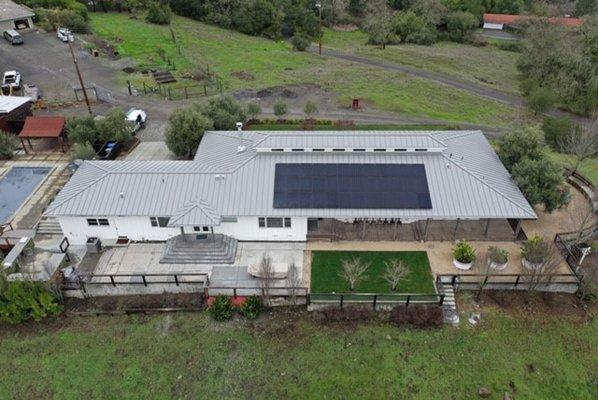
(181, 68), (215, 82)
(86, 35), (120, 59)
(64, 292), (206, 312)
(230, 70), (255, 81)
(233, 84), (336, 114)
(458, 291), (594, 322)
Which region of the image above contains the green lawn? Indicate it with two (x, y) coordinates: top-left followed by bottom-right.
(90, 13), (518, 127)
(322, 29), (522, 95)
(311, 251), (435, 293)
(0, 310), (596, 399)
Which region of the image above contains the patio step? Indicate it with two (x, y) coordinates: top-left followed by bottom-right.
(437, 278), (459, 326)
(36, 218), (63, 235)
(160, 234), (238, 264)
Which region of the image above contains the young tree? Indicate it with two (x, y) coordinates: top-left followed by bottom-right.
(558, 116), (598, 175)
(382, 259), (409, 291)
(273, 99), (288, 119)
(67, 116), (99, 145)
(287, 262), (302, 306)
(339, 258), (370, 291)
(146, 1), (172, 25)
(201, 96), (247, 130)
(445, 11), (477, 43)
(303, 100), (318, 118)
(525, 85), (556, 115)
(392, 11), (436, 45)
(496, 125), (545, 171)
(525, 241), (562, 293)
(258, 253), (275, 305)
(512, 157), (570, 212)
(165, 106), (213, 158)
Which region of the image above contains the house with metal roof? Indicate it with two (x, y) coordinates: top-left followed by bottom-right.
(45, 130), (536, 257)
(0, 0), (34, 31)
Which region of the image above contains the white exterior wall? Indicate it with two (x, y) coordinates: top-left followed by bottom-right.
(58, 216), (180, 245)
(213, 216), (307, 241)
(58, 216), (308, 245)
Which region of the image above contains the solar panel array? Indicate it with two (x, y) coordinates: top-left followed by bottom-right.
(273, 163), (432, 209)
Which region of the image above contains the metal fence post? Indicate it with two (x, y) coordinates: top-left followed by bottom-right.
(142, 275), (147, 287)
(438, 294), (445, 306)
(406, 295), (410, 307)
(168, 88), (172, 100)
(340, 294), (344, 309)
(174, 274), (179, 286)
(184, 86), (188, 99)
(515, 275), (521, 287)
(110, 275), (116, 287)
(373, 294), (377, 310)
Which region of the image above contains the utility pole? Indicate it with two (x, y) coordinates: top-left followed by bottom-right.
(68, 35), (92, 116)
(316, 1), (323, 56)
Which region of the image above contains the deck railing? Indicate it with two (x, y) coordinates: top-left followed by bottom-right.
(308, 292), (445, 309)
(437, 273), (580, 291)
(63, 272), (210, 292)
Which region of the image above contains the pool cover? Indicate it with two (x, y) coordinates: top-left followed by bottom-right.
(0, 166), (52, 224)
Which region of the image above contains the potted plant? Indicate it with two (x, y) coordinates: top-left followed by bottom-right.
(487, 246), (509, 270)
(453, 240), (476, 270)
(520, 235), (550, 270)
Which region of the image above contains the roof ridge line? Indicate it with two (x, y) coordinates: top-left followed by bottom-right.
(441, 154), (535, 217)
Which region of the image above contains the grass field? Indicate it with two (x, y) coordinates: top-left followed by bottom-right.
(0, 309), (595, 399)
(311, 251), (435, 293)
(90, 13), (517, 127)
(547, 151), (598, 185)
(322, 29), (521, 95)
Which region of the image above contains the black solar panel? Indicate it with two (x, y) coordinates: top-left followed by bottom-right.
(273, 164), (432, 209)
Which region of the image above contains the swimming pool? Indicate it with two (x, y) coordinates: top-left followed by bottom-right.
(0, 166), (52, 224)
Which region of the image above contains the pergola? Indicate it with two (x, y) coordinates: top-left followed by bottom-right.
(18, 116), (68, 153)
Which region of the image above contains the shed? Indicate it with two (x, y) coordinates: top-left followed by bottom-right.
(18, 116), (68, 153)
(0, 0), (35, 31)
(0, 95), (32, 132)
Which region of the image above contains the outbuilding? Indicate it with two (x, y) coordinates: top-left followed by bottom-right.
(0, 0), (35, 32)
(0, 95), (32, 133)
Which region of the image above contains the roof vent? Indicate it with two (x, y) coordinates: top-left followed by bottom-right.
(237, 145), (247, 153)
(236, 122), (243, 132)
(119, 191), (124, 198)
(215, 174), (226, 181)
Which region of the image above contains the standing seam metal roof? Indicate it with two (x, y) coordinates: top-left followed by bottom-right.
(45, 131), (537, 223)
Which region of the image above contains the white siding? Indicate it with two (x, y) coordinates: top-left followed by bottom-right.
(58, 216), (307, 245)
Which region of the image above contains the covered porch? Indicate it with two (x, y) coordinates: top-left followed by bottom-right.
(307, 218), (527, 242)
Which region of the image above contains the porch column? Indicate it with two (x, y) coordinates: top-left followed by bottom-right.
(180, 226), (186, 241)
(423, 218), (430, 242)
(484, 218), (491, 238)
(452, 218), (460, 241)
(393, 219), (398, 241)
(20, 137), (28, 154)
(361, 219), (366, 239)
(514, 219), (522, 239)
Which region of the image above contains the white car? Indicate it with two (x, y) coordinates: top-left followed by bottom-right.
(2, 71), (21, 90)
(57, 28), (71, 43)
(126, 108), (147, 131)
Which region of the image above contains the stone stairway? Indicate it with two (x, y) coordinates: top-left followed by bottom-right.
(160, 234), (238, 264)
(437, 276), (459, 325)
(36, 217), (63, 235)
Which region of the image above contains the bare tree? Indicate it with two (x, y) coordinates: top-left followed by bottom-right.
(526, 243), (563, 292)
(475, 249), (491, 302)
(381, 259), (409, 291)
(287, 262), (302, 306)
(258, 254), (274, 305)
(339, 257), (370, 291)
(558, 116), (598, 175)
(569, 194), (597, 246)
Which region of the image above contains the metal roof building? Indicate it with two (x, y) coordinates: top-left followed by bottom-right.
(0, 0), (34, 31)
(46, 131), (536, 227)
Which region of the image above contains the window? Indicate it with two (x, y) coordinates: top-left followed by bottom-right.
(353, 148), (365, 152)
(150, 217), (170, 227)
(258, 217), (291, 228)
(87, 218), (109, 226)
(221, 217), (238, 223)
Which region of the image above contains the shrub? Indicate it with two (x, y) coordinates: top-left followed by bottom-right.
(542, 116), (574, 150)
(392, 11), (436, 45)
(146, 1), (172, 25)
(273, 99), (288, 118)
(35, 8), (89, 33)
(495, 40), (522, 52)
(303, 100), (318, 117)
(526, 85), (556, 114)
(291, 34), (310, 51)
(445, 11), (478, 43)
(0, 280), (63, 324)
(201, 96), (247, 130)
(453, 240), (476, 264)
(67, 116), (99, 145)
(511, 156), (570, 212)
(246, 102), (261, 120)
(488, 246), (509, 264)
(0, 132), (18, 160)
(520, 235), (551, 264)
(71, 142), (96, 160)
(390, 306), (443, 329)
(208, 295), (234, 321)
(240, 295), (262, 319)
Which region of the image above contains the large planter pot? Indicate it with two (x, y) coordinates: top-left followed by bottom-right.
(453, 258), (473, 270)
(522, 258), (543, 271)
(488, 258), (508, 271)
